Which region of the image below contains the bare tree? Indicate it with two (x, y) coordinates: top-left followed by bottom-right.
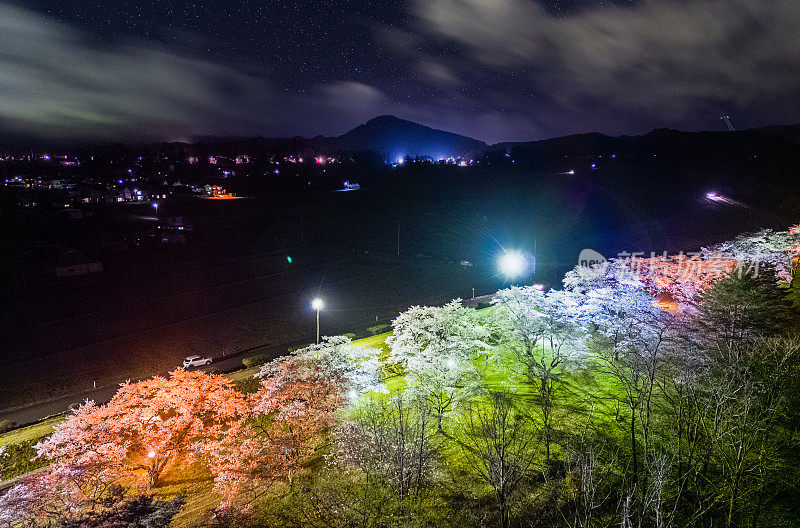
(460, 393), (539, 528)
(560, 433), (617, 528)
(341, 394), (440, 500)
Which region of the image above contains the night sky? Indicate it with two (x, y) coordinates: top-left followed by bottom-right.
(2, 0), (799, 143)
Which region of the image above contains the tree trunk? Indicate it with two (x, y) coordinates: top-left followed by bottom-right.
(630, 409), (638, 493)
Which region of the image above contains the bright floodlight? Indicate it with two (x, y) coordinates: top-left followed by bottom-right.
(147, 451), (156, 459)
(706, 192), (718, 199)
(311, 298), (324, 311)
(499, 251), (526, 278)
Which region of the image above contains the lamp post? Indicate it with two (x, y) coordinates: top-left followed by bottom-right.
(311, 298), (324, 344)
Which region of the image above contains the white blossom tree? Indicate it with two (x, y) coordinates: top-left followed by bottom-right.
(492, 286), (588, 462)
(703, 228), (800, 281)
(387, 301), (492, 434)
(566, 259), (676, 509)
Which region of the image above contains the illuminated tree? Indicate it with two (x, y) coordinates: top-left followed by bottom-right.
(492, 287), (588, 462)
(0, 470), (72, 528)
(567, 259), (675, 508)
(459, 393), (538, 528)
(629, 253), (738, 309)
(337, 393), (440, 498)
(703, 228), (800, 281)
(387, 301), (491, 433)
(37, 370), (248, 490)
(695, 265), (793, 355)
(211, 337), (377, 503)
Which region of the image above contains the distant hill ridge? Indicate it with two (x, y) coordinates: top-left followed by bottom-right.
(192, 115), (487, 159)
(188, 116), (800, 161)
(3, 115), (799, 159)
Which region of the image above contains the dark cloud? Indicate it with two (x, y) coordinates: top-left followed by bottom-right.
(2, 0), (799, 143)
(406, 0), (800, 136)
(0, 3), (288, 140)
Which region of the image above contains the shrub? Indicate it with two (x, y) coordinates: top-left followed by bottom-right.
(343, 333), (357, 340)
(367, 324), (391, 336)
(242, 353), (272, 368)
(0, 420), (16, 434)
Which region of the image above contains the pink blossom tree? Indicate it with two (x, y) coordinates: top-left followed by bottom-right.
(37, 369), (248, 491)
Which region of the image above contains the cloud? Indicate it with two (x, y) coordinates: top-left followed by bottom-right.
(411, 0), (800, 130)
(0, 4), (286, 139)
(0, 4), (401, 141)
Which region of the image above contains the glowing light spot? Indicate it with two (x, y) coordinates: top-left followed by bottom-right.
(499, 251), (527, 278)
(147, 451), (156, 459)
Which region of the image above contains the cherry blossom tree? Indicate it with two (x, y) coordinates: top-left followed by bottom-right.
(628, 253), (738, 309)
(211, 336), (379, 503)
(336, 393), (440, 499)
(492, 287), (588, 462)
(386, 301), (492, 434)
(37, 370), (249, 491)
(566, 259), (676, 509)
(0, 470), (74, 528)
(703, 228), (800, 281)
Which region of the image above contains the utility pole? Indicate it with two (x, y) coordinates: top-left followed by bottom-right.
(472, 287), (475, 299)
(721, 115), (735, 132)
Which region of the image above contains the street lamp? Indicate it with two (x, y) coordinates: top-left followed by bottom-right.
(311, 298), (324, 344)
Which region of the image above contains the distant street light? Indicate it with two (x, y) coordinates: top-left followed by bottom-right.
(311, 298), (324, 344)
(706, 192), (718, 200)
(152, 202), (159, 209)
(498, 251), (527, 279)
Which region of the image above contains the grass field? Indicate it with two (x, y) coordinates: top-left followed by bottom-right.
(0, 415), (65, 448)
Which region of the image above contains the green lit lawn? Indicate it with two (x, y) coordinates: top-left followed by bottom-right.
(351, 331), (392, 354)
(0, 415), (65, 448)
(352, 327), (631, 469)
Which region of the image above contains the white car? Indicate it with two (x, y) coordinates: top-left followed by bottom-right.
(183, 355), (212, 368)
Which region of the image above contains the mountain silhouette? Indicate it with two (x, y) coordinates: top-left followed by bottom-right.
(321, 115), (486, 160)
